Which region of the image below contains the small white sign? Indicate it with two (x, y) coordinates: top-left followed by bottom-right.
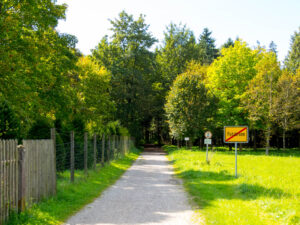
(205, 131), (212, 139)
(184, 137), (189, 141)
(204, 139), (212, 145)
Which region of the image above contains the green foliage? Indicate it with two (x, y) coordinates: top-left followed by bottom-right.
(92, 11), (157, 141)
(0, 98), (20, 139)
(75, 56), (115, 133)
(274, 69), (300, 130)
(208, 40), (259, 126)
(243, 52), (281, 124)
(0, 0), (78, 137)
(1, 3), (299, 149)
(154, 24), (201, 143)
(243, 52), (281, 153)
(221, 38), (235, 49)
(285, 27), (300, 73)
(198, 28), (219, 65)
(165, 64), (217, 140)
(268, 41), (278, 56)
(156, 23), (198, 86)
(273, 69), (300, 149)
(27, 119), (52, 139)
(165, 145), (300, 225)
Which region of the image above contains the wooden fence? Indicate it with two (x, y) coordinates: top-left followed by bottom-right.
(0, 134), (134, 224)
(0, 139), (56, 224)
(0, 140), (18, 224)
(23, 140), (56, 206)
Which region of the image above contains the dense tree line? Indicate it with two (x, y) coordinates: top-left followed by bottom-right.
(166, 37), (300, 152)
(0, 2), (299, 151)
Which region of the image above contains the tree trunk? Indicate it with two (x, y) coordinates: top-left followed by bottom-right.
(200, 137), (203, 150)
(283, 130), (286, 150)
(253, 129), (257, 151)
(156, 117), (162, 145)
(145, 128), (150, 143)
(266, 126), (271, 155)
(277, 132), (280, 150)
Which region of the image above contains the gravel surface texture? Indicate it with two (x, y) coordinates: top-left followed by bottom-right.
(65, 151), (195, 225)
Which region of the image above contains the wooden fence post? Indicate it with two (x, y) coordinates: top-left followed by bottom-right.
(121, 136), (124, 155)
(70, 131), (74, 183)
(50, 128), (56, 195)
(112, 135), (115, 160)
(108, 136), (111, 162)
(84, 132), (88, 176)
(17, 145), (26, 213)
(101, 134), (105, 166)
(93, 134), (97, 170)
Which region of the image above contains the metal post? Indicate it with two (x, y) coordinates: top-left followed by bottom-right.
(206, 144), (209, 163)
(235, 142), (238, 178)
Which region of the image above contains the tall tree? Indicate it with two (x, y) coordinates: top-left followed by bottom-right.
(165, 65), (217, 142)
(268, 41), (278, 56)
(92, 11), (157, 141)
(156, 23), (198, 87)
(207, 40), (259, 126)
(198, 28), (219, 65)
(0, 0), (78, 137)
(221, 38), (235, 49)
(154, 23), (199, 142)
(285, 28), (300, 73)
(75, 56), (115, 133)
(243, 52), (281, 154)
(273, 69), (300, 149)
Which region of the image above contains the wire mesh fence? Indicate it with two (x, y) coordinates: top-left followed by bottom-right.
(54, 130), (134, 182)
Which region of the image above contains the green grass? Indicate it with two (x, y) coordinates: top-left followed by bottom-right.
(6, 148), (140, 225)
(164, 145), (300, 225)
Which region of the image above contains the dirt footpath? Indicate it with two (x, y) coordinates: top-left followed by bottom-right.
(65, 150), (195, 225)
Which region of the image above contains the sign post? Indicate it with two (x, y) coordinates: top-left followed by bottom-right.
(235, 142), (237, 177)
(184, 137), (189, 149)
(204, 131), (212, 163)
(224, 126), (248, 178)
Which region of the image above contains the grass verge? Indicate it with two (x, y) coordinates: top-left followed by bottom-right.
(164, 145), (300, 225)
(6, 147), (140, 225)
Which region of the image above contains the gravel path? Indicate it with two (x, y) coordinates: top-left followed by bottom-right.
(65, 151), (195, 225)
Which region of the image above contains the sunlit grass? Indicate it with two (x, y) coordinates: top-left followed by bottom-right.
(165, 145), (300, 225)
(6, 148), (140, 225)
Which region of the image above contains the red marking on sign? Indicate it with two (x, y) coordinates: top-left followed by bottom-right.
(225, 127), (247, 142)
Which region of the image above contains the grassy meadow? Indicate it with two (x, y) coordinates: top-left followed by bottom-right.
(164, 145), (300, 225)
(6, 148), (140, 225)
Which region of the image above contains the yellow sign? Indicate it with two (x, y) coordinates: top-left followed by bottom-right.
(224, 126), (248, 143)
